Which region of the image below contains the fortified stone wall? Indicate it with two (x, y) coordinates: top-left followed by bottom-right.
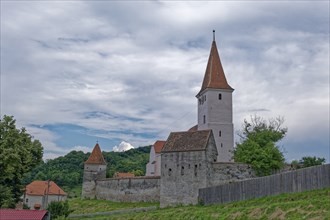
(210, 162), (255, 186)
(160, 151), (210, 207)
(82, 162), (255, 205)
(95, 176), (160, 202)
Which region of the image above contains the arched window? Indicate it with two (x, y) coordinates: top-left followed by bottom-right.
(203, 115), (206, 124)
(219, 93), (222, 100)
(181, 166), (184, 175)
(219, 130), (221, 137)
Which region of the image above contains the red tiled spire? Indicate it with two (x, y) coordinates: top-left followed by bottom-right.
(85, 143), (107, 165)
(197, 34), (233, 96)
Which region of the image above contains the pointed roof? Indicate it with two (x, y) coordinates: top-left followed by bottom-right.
(197, 37), (233, 97)
(26, 180), (67, 196)
(85, 143), (107, 165)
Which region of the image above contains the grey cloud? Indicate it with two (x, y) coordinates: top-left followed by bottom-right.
(247, 109), (271, 112)
(1, 1), (328, 161)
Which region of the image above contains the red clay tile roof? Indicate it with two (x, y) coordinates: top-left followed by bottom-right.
(188, 125), (198, 132)
(197, 40), (233, 97)
(0, 209), (48, 220)
(113, 172), (135, 178)
(26, 180), (67, 196)
(154, 140), (166, 153)
(85, 143), (107, 165)
(162, 130), (212, 152)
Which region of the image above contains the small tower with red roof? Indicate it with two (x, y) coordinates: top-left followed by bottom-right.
(196, 31), (234, 162)
(82, 143), (107, 198)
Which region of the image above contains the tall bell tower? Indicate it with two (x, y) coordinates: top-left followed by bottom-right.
(196, 31), (234, 162)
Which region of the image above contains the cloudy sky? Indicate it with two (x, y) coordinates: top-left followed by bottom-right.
(1, 1), (329, 162)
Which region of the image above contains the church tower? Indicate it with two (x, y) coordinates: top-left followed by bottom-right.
(82, 143), (107, 198)
(196, 31), (234, 162)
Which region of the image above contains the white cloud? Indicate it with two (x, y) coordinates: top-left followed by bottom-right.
(113, 141), (134, 152)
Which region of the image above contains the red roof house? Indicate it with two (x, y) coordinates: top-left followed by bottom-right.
(113, 172), (135, 178)
(24, 181), (67, 210)
(0, 209), (49, 220)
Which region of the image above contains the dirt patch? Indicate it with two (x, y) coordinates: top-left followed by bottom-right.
(229, 211), (242, 220)
(269, 207), (286, 220)
(307, 204), (314, 209)
(308, 216), (324, 220)
(210, 213), (220, 218)
(249, 207), (263, 218)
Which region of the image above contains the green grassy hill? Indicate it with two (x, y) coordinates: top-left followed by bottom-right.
(68, 188), (330, 220)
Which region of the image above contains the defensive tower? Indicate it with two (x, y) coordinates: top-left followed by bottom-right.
(82, 143), (107, 198)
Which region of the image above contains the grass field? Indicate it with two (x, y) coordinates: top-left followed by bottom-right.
(68, 198), (158, 215)
(68, 188), (330, 220)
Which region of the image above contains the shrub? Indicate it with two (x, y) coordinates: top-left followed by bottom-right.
(47, 200), (71, 220)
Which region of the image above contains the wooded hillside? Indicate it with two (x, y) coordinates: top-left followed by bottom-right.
(23, 146), (151, 190)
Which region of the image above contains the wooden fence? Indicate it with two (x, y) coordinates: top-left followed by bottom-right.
(198, 164), (330, 205)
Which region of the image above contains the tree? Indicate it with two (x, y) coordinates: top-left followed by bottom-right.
(234, 115), (287, 176)
(292, 156), (326, 169)
(47, 200), (71, 220)
(132, 169), (144, 176)
(0, 115), (43, 208)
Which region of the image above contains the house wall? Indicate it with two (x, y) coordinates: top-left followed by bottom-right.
(25, 195), (67, 210)
(95, 176), (160, 202)
(146, 147), (156, 176)
(154, 153), (161, 176)
(146, 147), (162, 176)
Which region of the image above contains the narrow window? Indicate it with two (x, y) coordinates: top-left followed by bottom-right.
(181, 166), (184, 175)
(168, 168), (172, 176)
(219, 130), (222, 137)
(221, 143), (223, 148)
(194, 165), (198, 176)
(203, 115), (206, 124)
(219, 93), (222, 100)
(26, 198), (28, 203)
